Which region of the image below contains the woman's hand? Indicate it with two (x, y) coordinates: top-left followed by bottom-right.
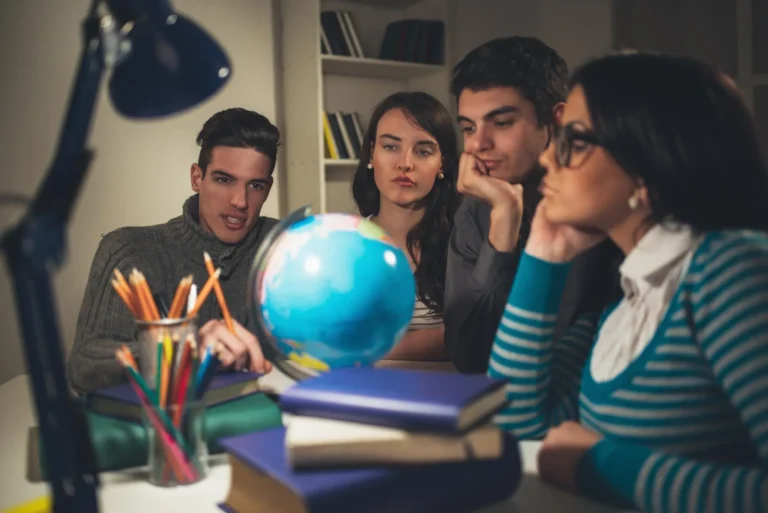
(538, 421), (603, 493)
(525, 202), (606, 263)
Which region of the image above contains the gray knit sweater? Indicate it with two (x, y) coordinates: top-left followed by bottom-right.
(67, 195), (278, 393)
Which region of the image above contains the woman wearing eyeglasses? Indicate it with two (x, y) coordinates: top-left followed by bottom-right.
(488, 52), (768, 513)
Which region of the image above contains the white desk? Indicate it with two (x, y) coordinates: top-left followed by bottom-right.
(0, 372), (629, 513)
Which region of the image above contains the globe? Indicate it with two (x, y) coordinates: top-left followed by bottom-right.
(248, 210), (416, 377)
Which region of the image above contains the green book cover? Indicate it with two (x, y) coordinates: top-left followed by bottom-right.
(28, 393), (283, 481)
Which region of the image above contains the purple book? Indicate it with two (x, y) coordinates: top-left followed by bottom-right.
(218, 427), (522, 513)
(279, 367), (508, 434)
(85, 371), (261, 421)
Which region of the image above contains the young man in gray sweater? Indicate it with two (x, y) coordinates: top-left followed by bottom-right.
(67, 108), (280, 393)
(445, 38), (621, 373)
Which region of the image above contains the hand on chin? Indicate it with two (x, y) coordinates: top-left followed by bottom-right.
(540, 200), (603, 235)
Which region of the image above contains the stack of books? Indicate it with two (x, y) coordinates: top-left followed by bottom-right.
(320, 10), (364, 58)
(378, 19), (445, 65)
(217, 367), (523, 513)
(322, 111), (364, 161)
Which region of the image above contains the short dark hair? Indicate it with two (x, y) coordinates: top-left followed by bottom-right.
(352, 92), (460, 314)
(451, 37), (568, 126)
(196, 108), (280, 175)
(572, 51), (768, 232)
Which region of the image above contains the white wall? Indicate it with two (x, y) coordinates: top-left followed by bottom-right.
(0, 0), (282, 384)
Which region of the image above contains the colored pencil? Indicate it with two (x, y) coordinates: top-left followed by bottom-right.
(204, 252), (234, 333)
(186, 284), (197, 316)
(187, 268), (221, 317)
(115, 348), (198, 467)
(109, 260), (241, 484)
(110, 279), (138, 317)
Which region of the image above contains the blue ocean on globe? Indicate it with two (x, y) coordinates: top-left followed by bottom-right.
(257, 213), (415, 370)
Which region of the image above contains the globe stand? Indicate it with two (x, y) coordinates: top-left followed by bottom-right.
(247, 205), (318, 382)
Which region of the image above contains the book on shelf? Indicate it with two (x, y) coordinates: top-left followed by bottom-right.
(322, 112), (338, 159)
(323, 111), (364, 161)
(320, 10), (364, 58)
(326, 112), (349, 159)
(379, 19), (444, 65)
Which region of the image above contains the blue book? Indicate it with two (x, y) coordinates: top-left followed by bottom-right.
(218, 427), (522, 513)
(279, 367), (507, 433)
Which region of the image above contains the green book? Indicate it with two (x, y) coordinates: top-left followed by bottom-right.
(27, 392), (283, 481)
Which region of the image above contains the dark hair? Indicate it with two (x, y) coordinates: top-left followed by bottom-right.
(451, 36), (568, 126)
(571, 51), (768, 232)
(196, 108), (280, 175)
(352, 92), (460, 314)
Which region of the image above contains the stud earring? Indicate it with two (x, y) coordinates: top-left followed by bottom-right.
(367, 162), (373, 169)
(437, 172), (444, 179)
(628, 194), (639, 210)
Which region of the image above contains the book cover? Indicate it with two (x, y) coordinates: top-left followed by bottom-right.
(219, 427), (521, 513)
(28, 392), (283, 482)
(85, 371), (261, 421)
(279, 367), (507, 434)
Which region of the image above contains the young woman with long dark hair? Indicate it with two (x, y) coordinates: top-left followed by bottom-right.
(352, 92), (460, 362)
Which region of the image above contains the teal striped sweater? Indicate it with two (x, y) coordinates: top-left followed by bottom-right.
(488, 230), (768, 513)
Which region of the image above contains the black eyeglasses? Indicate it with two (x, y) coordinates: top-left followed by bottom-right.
(552, 122), (602, 168)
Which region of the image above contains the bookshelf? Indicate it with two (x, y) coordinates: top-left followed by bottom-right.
(324, 158), (360, 167)
(348, 0), (429, 7)
(322, 55), (446, 79)
(279, 0), (452, 216)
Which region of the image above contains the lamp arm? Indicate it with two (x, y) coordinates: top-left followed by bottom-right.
(0, 4), (107, 513)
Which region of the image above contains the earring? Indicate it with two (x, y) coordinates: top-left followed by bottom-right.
(367, 162), (373, 169)
(437, 172), (444, 179)
(628, 194), (639, 210)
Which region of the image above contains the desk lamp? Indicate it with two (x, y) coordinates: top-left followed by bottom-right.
(0, 0), (231, 511)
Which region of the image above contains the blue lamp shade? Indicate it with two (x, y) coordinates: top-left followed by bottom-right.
(109, 14), (232, 118)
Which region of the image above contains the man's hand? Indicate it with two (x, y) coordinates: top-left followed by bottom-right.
(458, 152), (524, 252)
(457, 152), (523, 209)
(198, 319), (272, 373)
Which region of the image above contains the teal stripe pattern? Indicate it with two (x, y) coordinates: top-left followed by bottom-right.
(488, 230), (768, 513)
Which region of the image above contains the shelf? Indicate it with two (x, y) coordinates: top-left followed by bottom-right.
(322, 55), (445, 80)
(280, 0), (450, 216)
(341, 0), (427, 8)
(324, 158), (360, 167)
